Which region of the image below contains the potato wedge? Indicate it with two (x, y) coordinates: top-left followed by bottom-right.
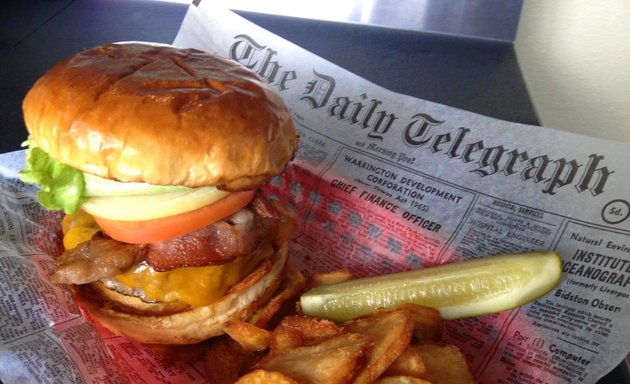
(258, 332), (373, 384)
(343, 308), (414, 384)
(249, 266), (306, 329)
(269, 315), (344, 355)
(307, 268), (354, 288)
(413, 343), (476, 384)
(383, 346), (427, 379)
(235, 369), (299, 384)
(373, 376), (433, 384)
(224, 320), (271, 352)
(397, 303), (444, 343)
(269, 320), (304, 355)
(204, 337), (252, 384)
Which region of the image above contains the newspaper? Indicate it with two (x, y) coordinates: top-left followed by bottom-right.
(1, 2), (628, 383)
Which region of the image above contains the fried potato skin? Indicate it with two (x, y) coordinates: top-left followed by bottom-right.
(413, 343), (476, 384)
(224, 319), (271, 351)
(373, 376), (433, 384)
(201, 269), (477, 384)
(235, 369), (299, 384)
(258, 332), (373, 384)
(343, 309), (415, 384)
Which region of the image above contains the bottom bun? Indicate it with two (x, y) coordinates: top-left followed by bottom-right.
(75, 243), (288, 345)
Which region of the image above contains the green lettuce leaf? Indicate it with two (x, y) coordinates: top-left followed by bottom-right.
(18, 138), (85, 214)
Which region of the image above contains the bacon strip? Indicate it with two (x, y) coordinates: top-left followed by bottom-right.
(146, 207), (269, 271)
(52, 195), (285, 283)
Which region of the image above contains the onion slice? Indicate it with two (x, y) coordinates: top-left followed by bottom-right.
(81, 186), (229, 221)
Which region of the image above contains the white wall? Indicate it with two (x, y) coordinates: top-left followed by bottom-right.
(515, 0), (630, 142)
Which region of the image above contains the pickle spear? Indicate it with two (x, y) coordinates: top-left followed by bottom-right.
(300, 251), (562, 322)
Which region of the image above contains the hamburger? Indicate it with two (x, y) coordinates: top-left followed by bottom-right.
(19, 42), (299, 345)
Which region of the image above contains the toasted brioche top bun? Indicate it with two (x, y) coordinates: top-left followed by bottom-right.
(22, 42), (298, 190)
(76, 243), (288, 345)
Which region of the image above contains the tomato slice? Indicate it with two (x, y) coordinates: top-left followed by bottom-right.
(93, 190), (256, 244)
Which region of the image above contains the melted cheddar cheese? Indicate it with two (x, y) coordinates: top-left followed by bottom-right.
(61, 210), (271, 307)
(62, 210), (101, 250)
(114, 243), (270, 306)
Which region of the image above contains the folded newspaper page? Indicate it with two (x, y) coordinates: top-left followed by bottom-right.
(1, 2), (628, 383)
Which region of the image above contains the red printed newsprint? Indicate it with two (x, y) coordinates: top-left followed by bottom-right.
(1, 2), (628, 383)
